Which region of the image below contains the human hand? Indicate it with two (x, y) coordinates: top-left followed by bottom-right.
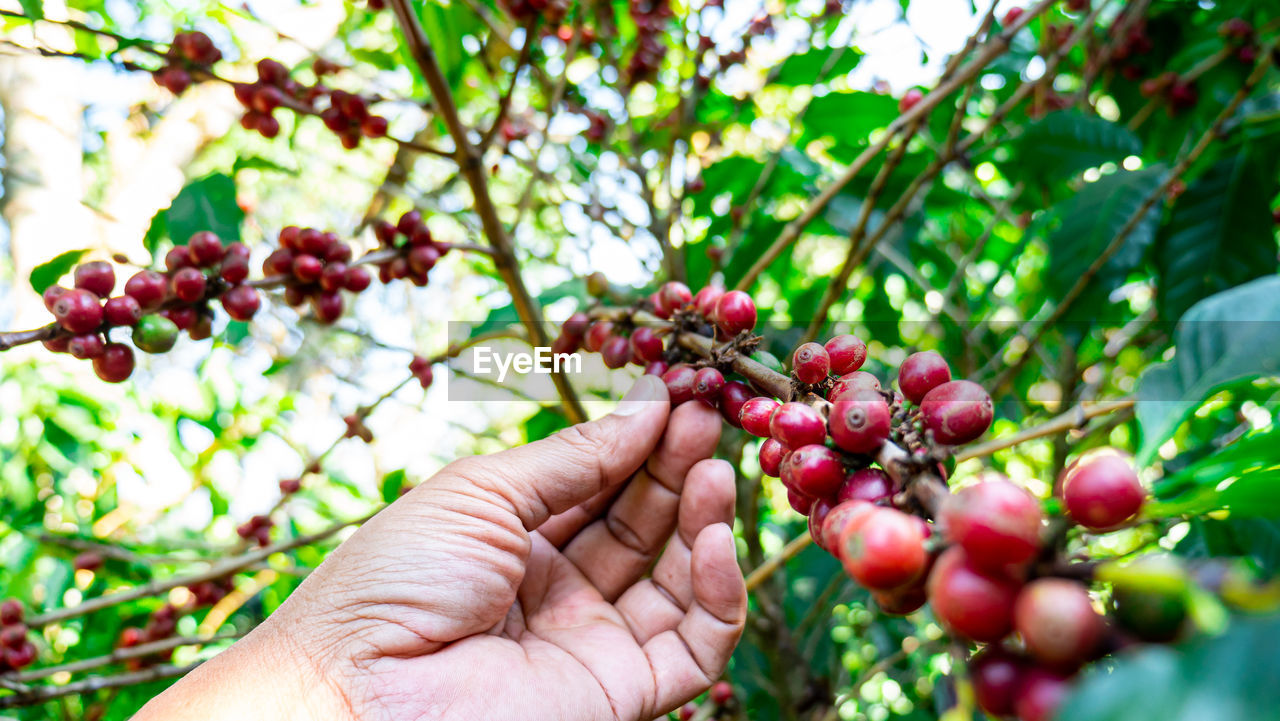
(137, 375), (746, 720)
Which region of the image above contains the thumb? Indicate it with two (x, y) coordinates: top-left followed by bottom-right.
(438, 375), (671, 530)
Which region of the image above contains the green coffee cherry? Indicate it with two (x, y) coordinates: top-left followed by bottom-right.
(750, 350), (784, 375)
(133, 314), (179, 354)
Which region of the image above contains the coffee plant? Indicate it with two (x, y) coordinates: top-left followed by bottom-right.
(1, 0), (1279, 719)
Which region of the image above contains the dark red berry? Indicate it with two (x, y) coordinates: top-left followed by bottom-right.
(898, 350), (951, 404)
(256, 58), (288, 85)
(320, 262), (348, 292)
(74, 261), (116, 297)
(1003, 6), (1024, 25)
(161, 307), (197, 331)
(171, 267), (207, 302)
(644, 360), (669, 376)
(124, 270), (167, 311)
(563, 312), (590, 336)
(43, 336), (71, 353)
(582, 321), (612, 353)
(312, 291), (344, 323)
(829, 390), (891, 454)
(408, 245), (440, 275)
(659, 281), (692, 313)
(792, 342), (830, 384)
(630, 326), (664, 362)
(397, 210), (423, 235)
(678, 703), (696, 721)
(601, 335), (631, 369)
(53, 289), (104, 333)
(837, 467), (893, 504)
(661, 364), (697, 405)
(1015, 579), (1104, 668)
(3, 641), (36, 669)
(719, 381), (752, 428)
(713, 290), (756, 336)
(692, 368), (726, 406)
(709, 680), (734, 706)
(551, 332), (579, 357)
(1, 599), (24, 624)
(971, 647), (1025, 717)
(263, 248), (296, 276)
(825, 500), (876, 558)
(759, 438), (786, 477)
(220, 256), (250, 285)
(68, 334), (106, 359)
(692, 285), (726, 317)
(872, 582), (928, 615)
(292, 254), (323, 283)
(1013, 669), (1071, 721)
(784, 444), (844, 497)
(298, 229), (328, 256)
(73, 552), (105, 572)
(344, 266), (373, 292)
(769, 402), (826, 449)
(165, 246), (193, 272)
(899, 87), (924, 113)
(93, 343), (135, 383)
(926, 547), (1020, 642)
(940, 478), (1042, 569)
(824, 334), (867, 374)
(739, 397), (780, 437)
(42, 285), (69, 311)
(187, 231), (225, 267)
(326, 242), (353, 264)
(808, 497), (835, 550)
(1061, 450), (1145, 530)
(920, 380), (993, 444)
(829, 370), (881, 402)
(279, 226), (302, 250)
(221, 285), (261, 321)
(279, 478), (302, 494)
(104, 295), (143, 326)
(841, 507), (926, 590)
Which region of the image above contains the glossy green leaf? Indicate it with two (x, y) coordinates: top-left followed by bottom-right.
(29, 249), (89, 294)
(771, 46), (862, 85)
(167, 173), (245, 247)
(17, 0), (43, 20)
(1012, 111), (1142, 181)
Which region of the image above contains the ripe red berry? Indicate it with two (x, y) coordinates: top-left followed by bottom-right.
(263, 248), (296, 277)
(678, 702), (697, 721)
(551, 333), (579, 357)
(93, 343), (136, 383)
(940, 478), (1042, 569)
(898, 350), (951, 404)
(326, 242), (353, 264)
(630, 326), (664, 362)
(104, 295), (143, 326)
(1, 599), (24, 625)
(837, 467), (893, 504)
(361, 115), (389, 138)
(292, 254), (323, 283)
(162, 306), (197, 331)
(824, 334), (867, 374)
(42, 285), (68, 311)
(408, 245), (440, 275)
(0, 625), (26, 651)
(171, 267), (207, 302)
(52, 289), (104, 333)
(692, 367), (726, 406)
(644, 360), (669, 376)
(344, 266), (373, 292)
(970, 647), (1025, 717)
(279, 478), (303, 494)
(769, 402), (826, 449)
(692, 285), (726, 317)
(68, 334), (106, 359)
(784, 444), (844, 498)
(792, 342), (831, 384)
(1003, 6), (1024, 25)
(808, 497), (835, 550)
(709, 680), (734, 706)
(1061, 450), (1145, 530)
(829, 370), (881, 402)
(661, 364), (697, 405)
(73, 552), (105, 572)
(829, 390), (891, 454)
(1014, 579), (1104, 668)
(920, 380), (993, 444)
(601, 335), (631, 369)
(42, 336), (71, 353)
(3, 640), (36, 669)
(220, 256), (250, 285)
(256, 58), (289, 85)
(124, 270), (168, 311)
(739, 397), (780, 437)
(758, 438), (786, 477)
(74, 261), (116, 297)
(659, 281), (693, 313)
(872, 583), (928, 616)
(926, 547), (1020, 643)
(320, 262), (349, 292)
(713, 290), (756, 336)
(1013, 669), (1071, 721)
(187, 231), (225, 267)
(397, 210), (423, 235)
(584, 321), (614, 353)
(822, 500), (875, 554)
(719, 381), (752, 428)
(841, 507), (926, 590)
(165, 245), (194, 272)
(562, 312), (590, 337)
(221, 285), (261, 321)
(899, 87), (924, 113)
(312, 291), (344, 323)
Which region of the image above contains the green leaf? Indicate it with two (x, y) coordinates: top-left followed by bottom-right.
(1047, 166), (1168, 319)
(167, 173), (245, 247)
(1178, 517), (1280, 575)
(771, 47), (862, 86)
(1135, 276), (1280, 463)
(143, 208), (169, 262)
(1156, 150), (1278, 321)
(1011, 111), (1142, 181)
(380, 469), (407, 503)
(232, 156), (297, 175)
(1057, 616), (1280, 721)
(524, 407), (568, 442)
(29, 249), (89, 294)
(803, 91), (900, 144)
(17, 0), (43, 20)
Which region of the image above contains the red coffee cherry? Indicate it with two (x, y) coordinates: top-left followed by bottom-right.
(73, 552), (105, 572)
(872, 582), (928, 616)
(601, 335), (631, 369)
(312, 291), (344, 323)
(1014, 579), (1104, 669)
(1, 599), (24, 625)
(630, 326), (664, 362)
(792, 342), (831, 384)
(187, 231), (225, 267)
(644, 360), (668, 376)
(408, 245), (440, 275)
(920, 379), (993, 444)
(74, 261), (116, 297)
(292, 254), (323, 283)
(808, 497), (835, 550)
(829, 370), (881, 402)
(784, 444), (844, 498)
(837, 467), (893, 504)
(551, 332), (579, 357)
(42, 285), (69, 311)
(659, 281), (692, 313)
(2, 640), (36, 669)
(165, 246), (194, 272)
(769, 402), (826, 449)
(162, 306), (198, 331)
(899, 87), (924, 113)
(584, 321), (614, 352)
(786, 488), (812, 515)
(562, 312), (590, 337)
(693, 367), (726, 406)
(758, 438), (786, 477)
(344, 266), (373, 292)
(221, 285), (261, 321)
(68, 334), (106, 359)
(940, 477), (1042, 569)
(829, 390), (891, 454)
(93, 343), (136, 383)
(692, 285), (726, 317)
(263, 248), (296, 276)
(1061, 450), (1145, 530)
(318, 262), (347, 292)
(841, 507), (926, 590)
(1003, 6), (1024, 25)
(104, 296), (143, 327)
(678, 703), (697, 721)
(709, 680), (734, 706)
(926, 547), (1020, 643)
(970, 647), (1025, 717)
(0, 625), (26, 651)
(43, 336), (71, 353)
(713, 290), (756, 336)
(821, 500), (875, 555)
(719, 381), (752, 428)
(1013, 669), (1071, 721)
(52, 289), (104, 334)
(171, 267), (207, 302)
(661, 364), (697, 405)
(220, 256), (250, 285)
(898, 350), (951, 404)
(124, 270), (168, 311)
(739, 397), (780, 437)
(824, 334), (867, 374)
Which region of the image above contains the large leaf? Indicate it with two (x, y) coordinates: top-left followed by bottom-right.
(1156, 150), (1278, 321)
(1046, 166), (1168, 319)
(803, 91), (899, 145)
(1011, 111), (1142, 181)
(1057, 616), (1280, 721)
(167, 173), (245, 246)
(771, 47), (861, 86)
(29, 249), (89, 294)
(17, 0), (43, 20)
(1177, 517), (1280, 575)
(1135, 276), (1280, 463)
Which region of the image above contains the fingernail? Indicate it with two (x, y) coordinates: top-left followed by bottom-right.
(614, 375), (663, 416)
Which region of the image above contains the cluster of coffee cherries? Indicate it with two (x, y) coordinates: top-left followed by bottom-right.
(626, 0), (674, 85)
(498, 0), (568, 22)
(1138, 71), (1198, 113)
(152, 30), (222, 95)
(236, 514), (275, 548)
(261, 226), (371, 323)
(0, 599), (36, 672)
(369, 211), (451, 287)
(1219, 17), (1261, 63)
(116, 576), (237, 670)
(231, 58), (388, 146)
(40, 233), (261, 383)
